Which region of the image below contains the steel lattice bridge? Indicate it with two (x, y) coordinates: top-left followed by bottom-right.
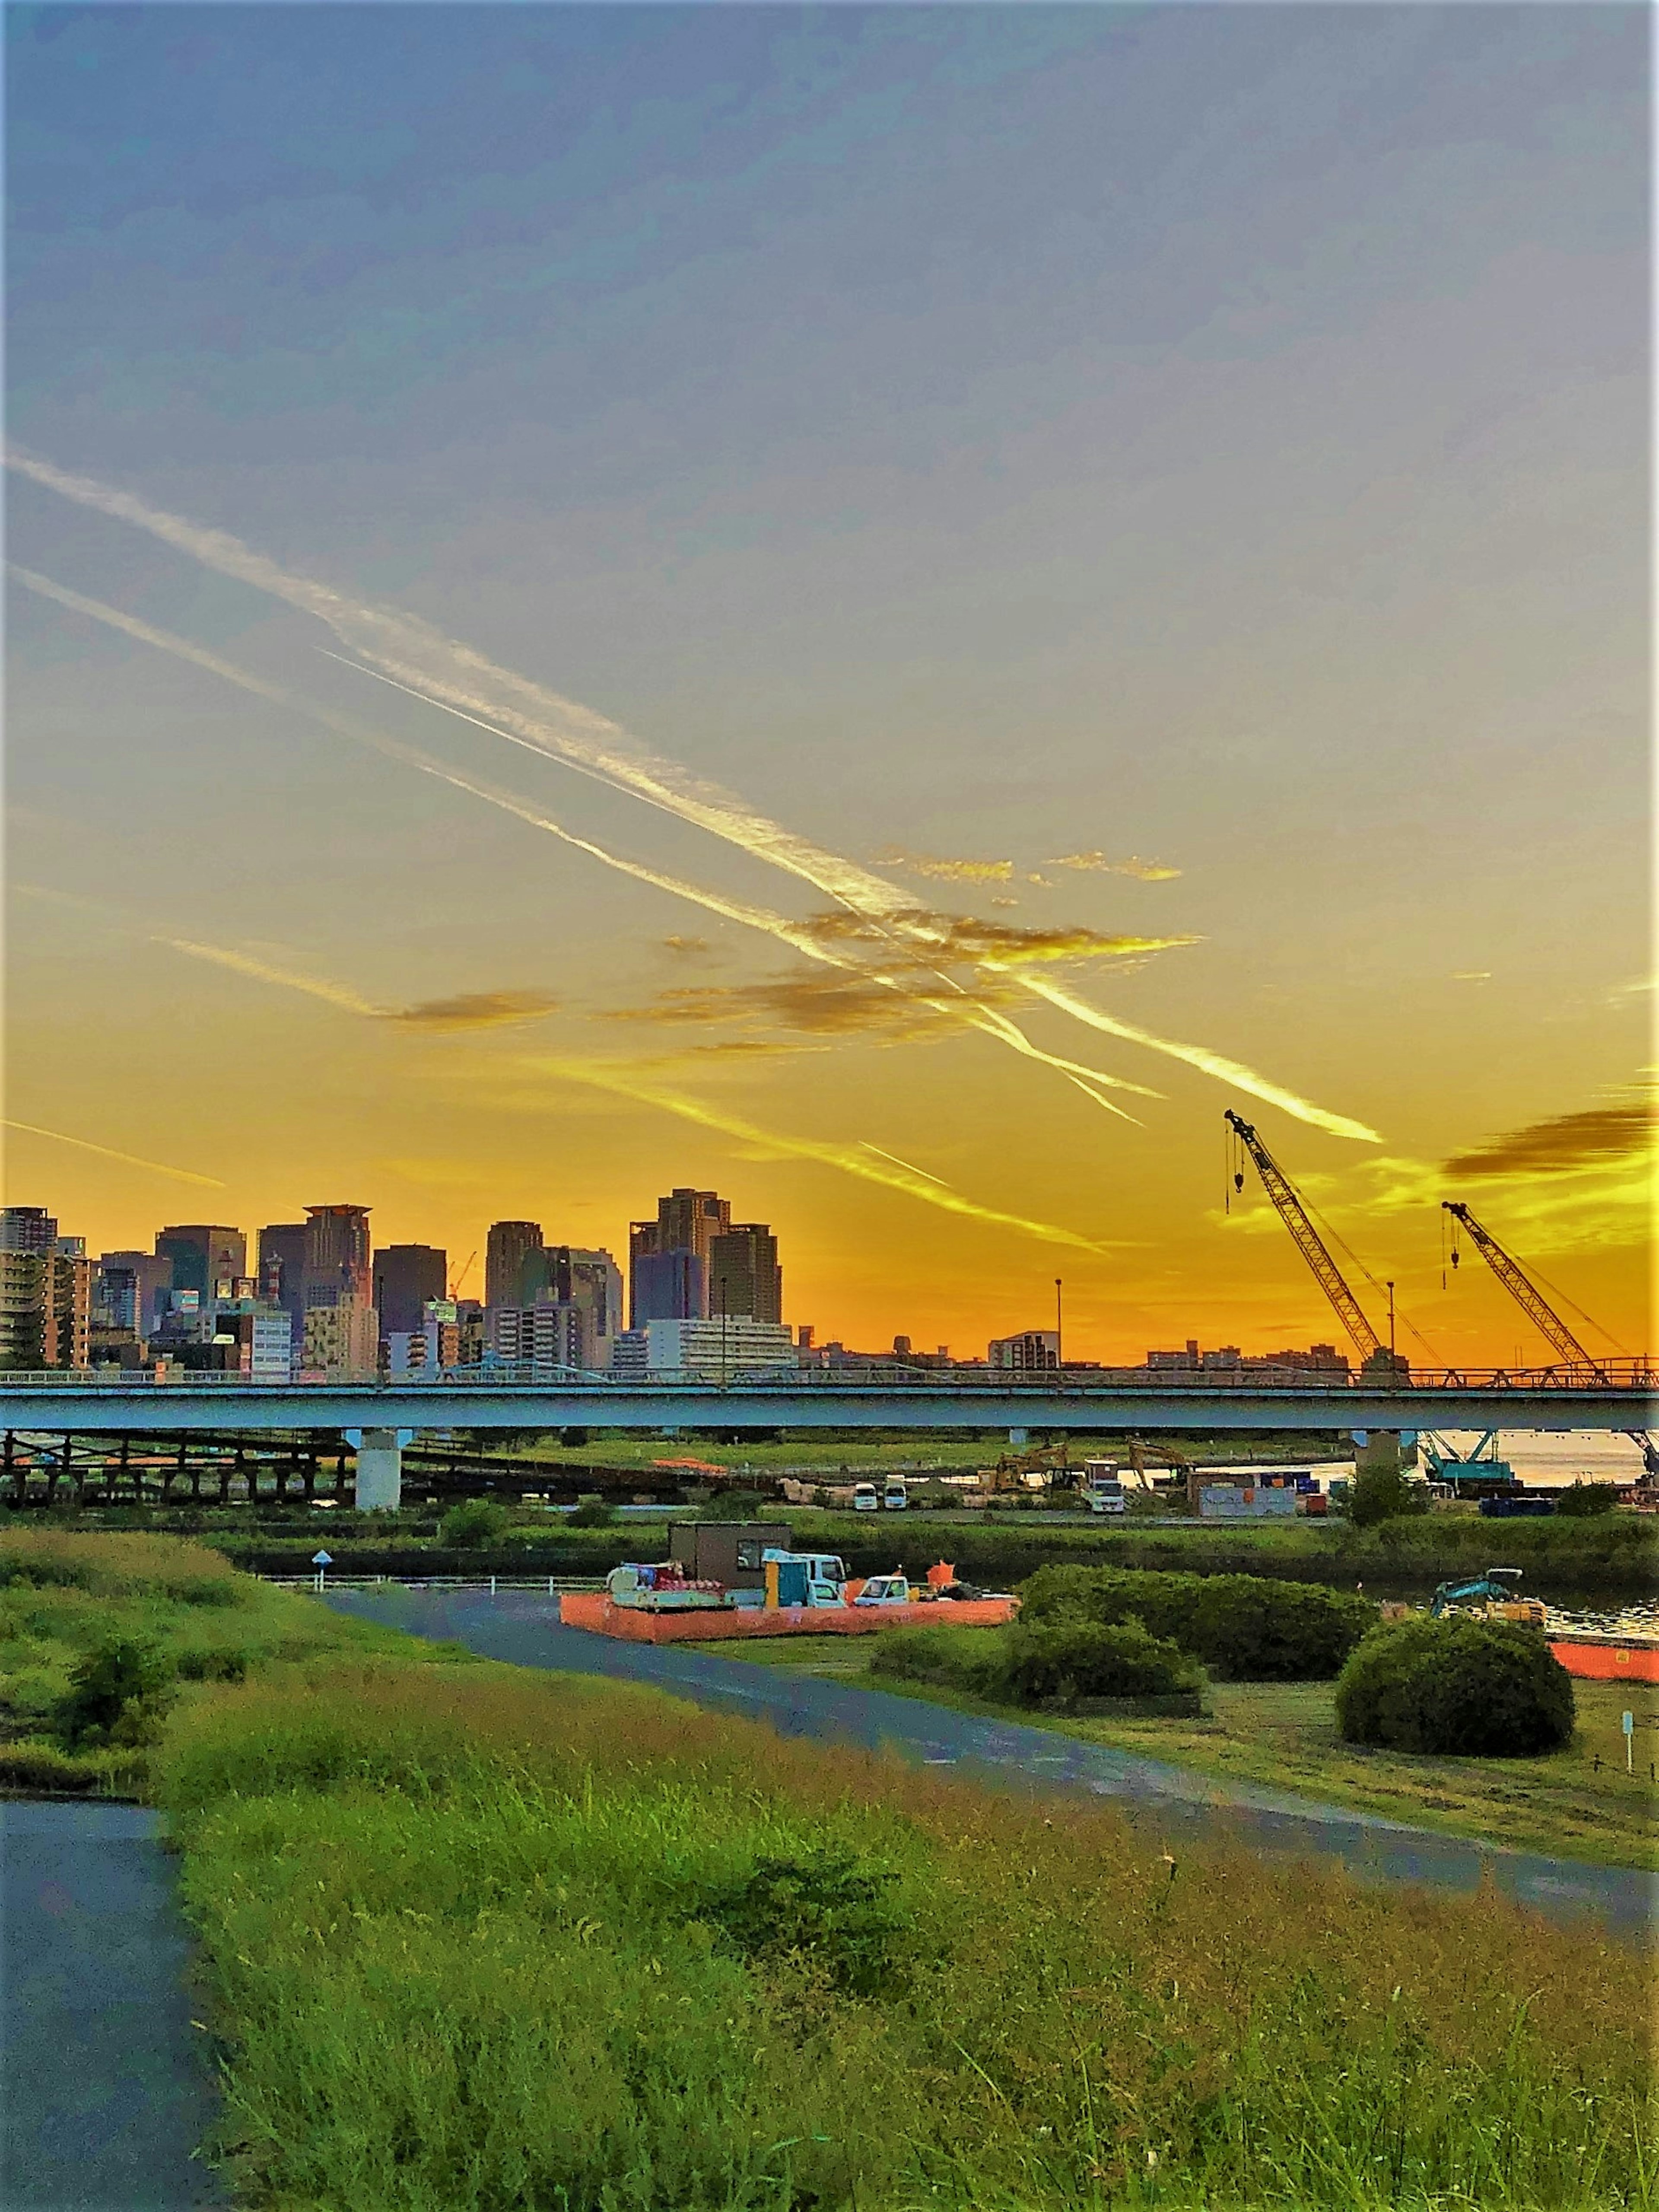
(2, 1361), (1653, 1437)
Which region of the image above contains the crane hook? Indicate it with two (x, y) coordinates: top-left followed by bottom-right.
(1233, 1172), (1244, 1194)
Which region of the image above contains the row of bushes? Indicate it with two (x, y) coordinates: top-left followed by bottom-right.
(1017, 1563), (1377, 1677)
(871, 1617), (1205, 1706)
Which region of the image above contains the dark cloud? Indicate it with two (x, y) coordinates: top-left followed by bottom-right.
(602, 972), (955, 1039)
(387, 990), (559, 1031)
(661, 934), (714, 957)
(1444, 1094), (1656, 1178)
(799, 908), (1198, 967)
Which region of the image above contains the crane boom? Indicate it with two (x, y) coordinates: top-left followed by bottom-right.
(1224, 1110), (1386, 1362)
(1440, 1204), (1606, 1377)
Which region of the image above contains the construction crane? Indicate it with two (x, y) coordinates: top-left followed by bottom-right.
(1224, 1110), (1402, 1375)
(449, 1249), (479, 1301)
(1442, 1201), (1659, 1479)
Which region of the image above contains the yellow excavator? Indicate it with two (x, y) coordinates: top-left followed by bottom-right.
(977, 1438), (1074, 1493)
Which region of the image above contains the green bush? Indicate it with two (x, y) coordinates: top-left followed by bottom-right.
(56, 1634), (177, 1748)
(700, 1843), (913, 1995)
(1018, 1565), (1375, 1679)
(1554, 1482), (1621, 1518)
(439, 1497), (512, 1547)
(868, 1623), (1008, 1694)
(699, 1488), (769, 1522)
(1347, 1466), (1430, 1528)
(566, 1495), (617, 1528)
(1335, 1616), (1575, 1756)
(1000, 1618), (1203, 1704)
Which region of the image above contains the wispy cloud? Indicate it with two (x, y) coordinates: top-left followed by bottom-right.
(159, 939), (382, 1016)
(388, 991), (559, 1032)
(877, 849), (1015, 884)
(662, 934), (714, 958)
(802, 909), (1198, 968)
(3, 1117), (226, 1187)
(10, 454), (1376, 1143)
(1049, 851), (1182, 881)
(1443, 1090), (1656, 1179)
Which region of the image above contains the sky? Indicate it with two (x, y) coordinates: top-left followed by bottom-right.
(4, 3), (1652, 1364)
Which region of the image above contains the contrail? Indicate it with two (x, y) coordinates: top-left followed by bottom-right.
(8, 454), (1378, 1137)
(3, 1118), (226, 1187)
(1011, 971), (1384, 1144)
(860, 1141), (953, 1188)
(10, 564), (1160, 1113)
(517, 1058), (1108, 1252)
(158, 940), (384, 1016)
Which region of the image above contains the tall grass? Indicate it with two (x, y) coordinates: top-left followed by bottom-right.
(155, 1656), (1657, 2211)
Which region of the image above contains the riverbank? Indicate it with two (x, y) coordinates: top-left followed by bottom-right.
(686, 1633), (1659, 1872)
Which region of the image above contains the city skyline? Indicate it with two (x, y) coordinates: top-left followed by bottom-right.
(6, 7), (1650, 1363)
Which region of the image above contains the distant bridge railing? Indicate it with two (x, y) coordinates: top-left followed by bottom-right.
(3, 1360), (1654, 1395)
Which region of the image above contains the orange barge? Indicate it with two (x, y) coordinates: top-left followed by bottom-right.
(1548, 1635), (1659, 1684)
(559, 1590), (1016, 1644)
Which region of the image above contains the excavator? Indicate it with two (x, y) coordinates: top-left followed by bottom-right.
(1224, 1111), (1408, 1380)
(1442, 1201), (1659, 1482)
(977, 1437), (1075, 1494)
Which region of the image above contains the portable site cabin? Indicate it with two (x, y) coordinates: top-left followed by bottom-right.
(667, 1522), (793, 1593)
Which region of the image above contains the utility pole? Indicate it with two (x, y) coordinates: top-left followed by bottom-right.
(1387, 1281), (1396, 1360)
(1055, 1278), (1063, 1372)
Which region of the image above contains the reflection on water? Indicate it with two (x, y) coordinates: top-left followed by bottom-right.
(1544, 1600), (1659, 1640)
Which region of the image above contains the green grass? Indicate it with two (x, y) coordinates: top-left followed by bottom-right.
(689, 1633), (1659, 1871)
(3, 1531), (1653, 2207)
(156, 1654), (1655, 2211)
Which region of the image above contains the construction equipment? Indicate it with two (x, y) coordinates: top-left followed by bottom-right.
(1226, 1111), (1406, 1377)
(1419, 1431), (1518, 1489)
(978, 1438), (1074, 1493)
(449, 1249), (479, 1301)
(1429, 1566), (1545, 1626)
(1443, 1202), (1659, 1479)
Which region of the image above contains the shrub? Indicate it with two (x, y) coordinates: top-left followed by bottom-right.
(700, 1843), (913, 1995)
(699, 1488), (768, 1522)
(1348, 1465), (1430, 1528)
(56, 1634), (176, 1748)
(1018, 1565), (1375, 1679)
(1000, 1618), (1203, 1704)
(439, 1498), (512, 1547)
(1554, 1481), (1621, 1518)
(868, 1623), (1010, 1694)
(1335, 1616), (1575, 1756)
(566, 1495), (617, 1527)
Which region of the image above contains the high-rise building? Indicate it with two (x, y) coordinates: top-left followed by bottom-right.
(629, 1188), (730, 1326)
(641, 1316), (796, 1381)
(373, 1244), (447, 1335)
(486, 1302), (595, 1372)
(258, 1222), (308, 1348)
(300, 1205), (372, 1312)
(988, 1329), (1060, 1371)
(95, 1251), (175, 1337)
(709, 1223), (782, 1324)
(0, 1206), (57, 1253)
(486, 1220), (543, 1309)
(0, 1250), (92, 1370)
(155, 1225), (247, 1302)
(301, 1294), (378, 1378)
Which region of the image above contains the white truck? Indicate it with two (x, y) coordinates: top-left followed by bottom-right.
(1082, 1460), (1128, 1515)
(852, 1481), (880, 1513)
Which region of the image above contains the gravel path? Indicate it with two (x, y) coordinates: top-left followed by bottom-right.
(328, 1587), (1656, 1938)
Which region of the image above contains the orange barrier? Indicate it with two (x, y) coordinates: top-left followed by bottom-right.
(1549, 1637), (1659, 1684)
(559, 1591), (1016, 1643)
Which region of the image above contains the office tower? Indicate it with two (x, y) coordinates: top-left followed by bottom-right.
(373, 1244), (447, 1335)
(486, 1220), (543, 1309)
(486, 1301), (595, 1371)
(709, 1223), (782, 1324)
(1, 1250), (91, 1369)
(543, 1246), (623, 1346)
(95, 1251), (175, 1337)
(0, 1206), (57, 1253)
(155, 1225), (247, 1302)
(628, 1188), (729, 1326)
(301, 1205), (372, 1311)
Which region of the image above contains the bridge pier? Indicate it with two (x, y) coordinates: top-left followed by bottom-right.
(353, 1429), (403, 1512)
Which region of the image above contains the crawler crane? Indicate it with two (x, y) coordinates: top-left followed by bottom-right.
(1442, 1201), (1658, 1480)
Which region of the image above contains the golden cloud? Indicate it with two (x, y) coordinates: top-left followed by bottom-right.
(801, 908), (1199, 967)
(662, 934), (714, 957)
(1443, 1092), (1657, 1179)
(1049, 851), (1182, 881)
(876, 849), (1015, 883)
(602, 973), (958, 1040)
(385, 990), (559, 1032)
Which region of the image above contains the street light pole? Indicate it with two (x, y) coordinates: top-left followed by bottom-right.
(1055, 1277), (1063, 1372)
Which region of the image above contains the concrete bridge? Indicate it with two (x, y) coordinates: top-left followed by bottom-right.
(2, 1370), (1652, 1510)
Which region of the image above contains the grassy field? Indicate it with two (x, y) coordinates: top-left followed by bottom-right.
(685, 1634), (1659, 1871)
(1, 1529), (1653, 2208)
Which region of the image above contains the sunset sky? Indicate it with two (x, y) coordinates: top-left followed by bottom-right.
(5, 5), (1651, 1363)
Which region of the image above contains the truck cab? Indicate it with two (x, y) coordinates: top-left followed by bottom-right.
(1082, 1460), (1127, 1515)
(853, 1572), (912, 1606)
